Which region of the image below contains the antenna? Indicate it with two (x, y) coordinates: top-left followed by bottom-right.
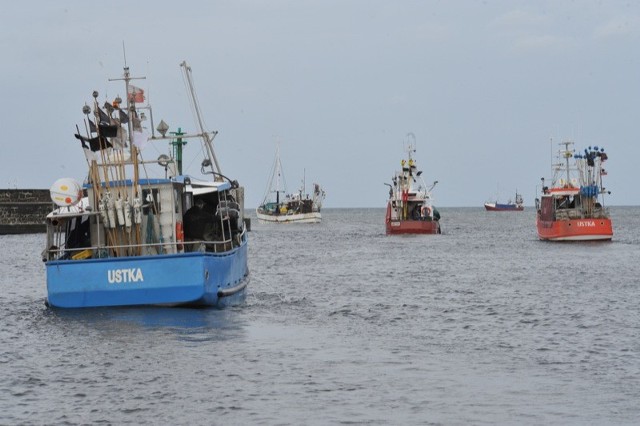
(122, 41), (128, 67)
(549, 137), (553, 177)
(406, 132), (416, 151)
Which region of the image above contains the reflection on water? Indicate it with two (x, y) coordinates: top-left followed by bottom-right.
(43, 305), (249, 342)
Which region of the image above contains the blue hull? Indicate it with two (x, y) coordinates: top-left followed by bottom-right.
(484, 203), (524, 211)
(46, 242), (248, 309)
(494, 204), (521, 210)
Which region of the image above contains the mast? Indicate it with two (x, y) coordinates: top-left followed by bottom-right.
(562, 140), (572, 184)
(180, 61), (222, 179)
(550, 140), (575, 187)
(275, 146), (281, 207)
(107, 66), (147, 255)
(108, 66), (146, 159)
(261, 144), (286, 209)
(170, 128), (187, 175)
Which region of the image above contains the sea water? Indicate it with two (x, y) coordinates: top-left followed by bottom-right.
(1, 207), (639, 425)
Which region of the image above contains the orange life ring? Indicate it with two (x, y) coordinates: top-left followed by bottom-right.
(421, 206), (431, 216)
(176, 221), (184, 251)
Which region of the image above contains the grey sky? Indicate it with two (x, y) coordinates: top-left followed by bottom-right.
(2, 1), (638, 207)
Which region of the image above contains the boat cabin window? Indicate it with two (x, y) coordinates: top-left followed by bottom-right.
(556, 196), (570, 209)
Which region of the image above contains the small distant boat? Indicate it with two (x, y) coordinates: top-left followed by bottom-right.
(484, 191), (524, 211)
(385, 134), (441, 235)
(535, 140), (613, 241)
(42, 61), (249, 308)
(256, 146), (325, 224)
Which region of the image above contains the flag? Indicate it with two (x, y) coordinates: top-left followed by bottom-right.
(88, 118), (97, 133)
(98, 123), (119, 137)
(118, 109), (129, 124)
(128, 85), (145, 103)
(81, 146), (96, 163)
(132, 130), (149, 150)
(132, 115), (142, 132)
(97, 107), (111, 123)
(110, 126), (127, 150)
(103, 101), (114, 114)
(75, 133), (113, 152)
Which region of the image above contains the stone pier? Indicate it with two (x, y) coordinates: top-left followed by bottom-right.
(0, 189), (53, 234)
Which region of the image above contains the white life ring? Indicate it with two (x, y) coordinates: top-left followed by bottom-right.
(421, 205), (431, 216)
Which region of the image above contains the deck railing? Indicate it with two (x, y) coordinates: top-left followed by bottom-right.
(44, 229), (246, 262)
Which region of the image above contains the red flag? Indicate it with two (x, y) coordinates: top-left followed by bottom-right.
(127, 85), (145, 103)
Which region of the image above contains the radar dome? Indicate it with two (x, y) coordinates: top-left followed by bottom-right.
(50, 178), (83, 207)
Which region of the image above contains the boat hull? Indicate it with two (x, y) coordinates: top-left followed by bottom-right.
(484, 203), (523, 211)
(386, 219), (440, 235)
(536, 217), (613, 241)
(46, 242), (248, 308)
(256, 211), (321, 223)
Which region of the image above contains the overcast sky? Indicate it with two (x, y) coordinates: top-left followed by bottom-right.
(2, 1), (638, 207)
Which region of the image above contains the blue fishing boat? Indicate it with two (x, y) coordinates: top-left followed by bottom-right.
(484, 191), (524, 211)
(42, 62), (248, 308)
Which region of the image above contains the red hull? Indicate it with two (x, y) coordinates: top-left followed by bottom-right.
(536, 216), (613, 241)
(386, 219), (440, 234)
(385, 204), (440, 235)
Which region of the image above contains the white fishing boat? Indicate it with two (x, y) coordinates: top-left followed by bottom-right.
(256, 146), (325, 223)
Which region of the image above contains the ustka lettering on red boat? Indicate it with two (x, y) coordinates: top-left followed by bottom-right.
(107, 268), (144, 284)
(576, 221), (596, 227)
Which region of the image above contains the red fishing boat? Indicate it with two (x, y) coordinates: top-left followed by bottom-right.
(535, 140), (612, 241)
(385, 134), (441, 235)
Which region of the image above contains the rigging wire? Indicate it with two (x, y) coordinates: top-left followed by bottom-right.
(181, 65), (210, 171)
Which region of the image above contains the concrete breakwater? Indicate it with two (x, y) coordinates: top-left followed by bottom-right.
(0, 189), (53, 234)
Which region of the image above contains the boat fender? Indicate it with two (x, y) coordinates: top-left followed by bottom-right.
(176, 221), (184, 251)
(133, 197), (142, 224)
(99, 197), (110, 227)
(124, 198), (133, 228)
(106, 193), (117, 229)
(115, 197), (126, 226)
